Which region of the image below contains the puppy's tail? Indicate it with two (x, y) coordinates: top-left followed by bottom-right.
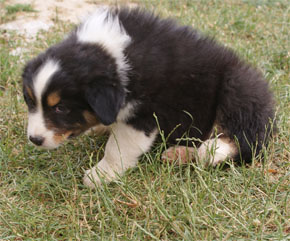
(216, 63), (275, 163)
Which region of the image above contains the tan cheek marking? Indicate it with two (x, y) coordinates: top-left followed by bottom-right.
(45, 119), (58, 132)
(83, 110), (98, 126)
(53, 131), (72, 144)
(26, 86), (35, 101)
(47, 91), (61, 107)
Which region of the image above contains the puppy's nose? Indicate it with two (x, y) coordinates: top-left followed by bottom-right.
(29, 136), (44, 146)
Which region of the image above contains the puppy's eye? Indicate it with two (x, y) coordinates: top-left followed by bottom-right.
(53, 105), (70, 114)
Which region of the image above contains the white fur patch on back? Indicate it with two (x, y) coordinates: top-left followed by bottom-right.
(76, 7), (131, 85)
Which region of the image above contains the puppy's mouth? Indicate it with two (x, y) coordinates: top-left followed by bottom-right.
(67, 130), (82, 139)
(68, 133), (76, 139)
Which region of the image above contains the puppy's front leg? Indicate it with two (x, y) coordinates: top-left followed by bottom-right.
(83, 122), (157, 188)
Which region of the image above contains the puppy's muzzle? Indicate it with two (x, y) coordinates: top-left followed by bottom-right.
(29, 135), (44, 146)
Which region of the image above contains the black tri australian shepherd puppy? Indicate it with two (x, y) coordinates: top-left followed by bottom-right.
(22, 7), (274, 188)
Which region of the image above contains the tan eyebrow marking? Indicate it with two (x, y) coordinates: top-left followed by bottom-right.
(47, 91), (61, 107)
(26, 86), (35, 101)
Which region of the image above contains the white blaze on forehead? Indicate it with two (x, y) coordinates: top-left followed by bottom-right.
(77, 7), (131, 85)
(34, 59), (60, 101)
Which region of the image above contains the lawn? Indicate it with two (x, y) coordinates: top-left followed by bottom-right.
(0, 0), (289, 240)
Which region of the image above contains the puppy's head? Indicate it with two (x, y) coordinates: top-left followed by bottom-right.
(22, 36), (125, 149)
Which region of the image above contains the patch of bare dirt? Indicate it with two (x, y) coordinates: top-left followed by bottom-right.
(0, 0), (101, 38)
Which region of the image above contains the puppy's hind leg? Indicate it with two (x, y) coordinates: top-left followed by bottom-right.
(197, 137), (238, 166)
(161, 137), (237, 166)
(83, 123), (157, 188)
(161, 146), (196, 164)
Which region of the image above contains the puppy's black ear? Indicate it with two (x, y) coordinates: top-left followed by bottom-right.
(85, 81), (125, 126)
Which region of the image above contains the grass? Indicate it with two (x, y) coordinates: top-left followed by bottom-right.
(0, 2), (36, 24)
(0, 0), (289, 240)
(5, 4), (36, 15)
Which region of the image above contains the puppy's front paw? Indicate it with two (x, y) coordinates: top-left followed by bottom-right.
(83, 167), (102, 188)
(83, 159), (117, 188)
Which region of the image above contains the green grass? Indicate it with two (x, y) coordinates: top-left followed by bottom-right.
(5, 4), (36, 15)
(0, 2), (36, 24)
(0, 0), (289, 240)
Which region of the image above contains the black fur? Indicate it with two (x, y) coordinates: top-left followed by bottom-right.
(117, 8), (274, 162)
(86, 81), (125, 125)
(22, 7), (274, 163)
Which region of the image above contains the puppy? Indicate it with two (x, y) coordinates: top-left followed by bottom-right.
(22, 7), (274, 188)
